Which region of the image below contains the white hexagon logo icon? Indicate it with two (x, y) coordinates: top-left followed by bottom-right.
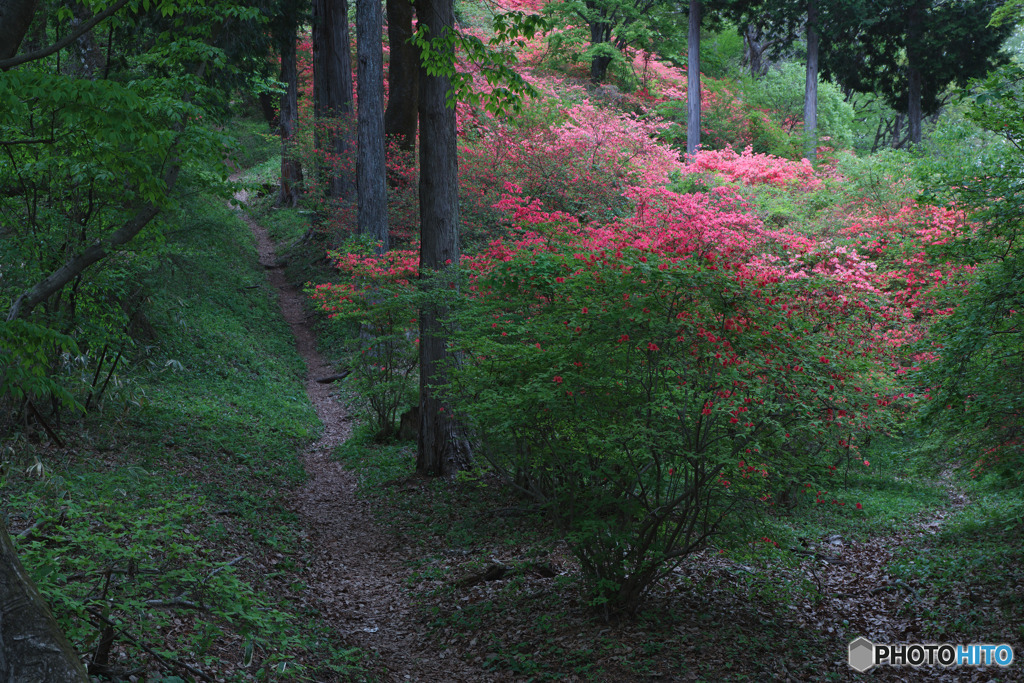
(849, 637), (875, 672)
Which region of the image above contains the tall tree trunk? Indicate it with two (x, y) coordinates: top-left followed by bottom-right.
(357, 0), (388, 251)
(313, 0), (355, 200)
(906, 1), (923, 145)
(278, 29), (303, 208)
(415, 0), (471, 477)
(907, 64), (921, 144)
(0, 522), (89, 681)
(0, 0), (39, 60)
(384, 0), (418, 150)
(803, 0), (819, 161)
(686, 0), (701, 157)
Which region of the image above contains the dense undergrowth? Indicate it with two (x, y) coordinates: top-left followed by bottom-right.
(2, 124), (366, 680)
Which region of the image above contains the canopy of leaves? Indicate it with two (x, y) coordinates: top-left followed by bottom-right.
(819, 0), (1012, 116)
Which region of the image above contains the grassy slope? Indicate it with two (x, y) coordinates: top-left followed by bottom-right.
(3, 121), (364, 681)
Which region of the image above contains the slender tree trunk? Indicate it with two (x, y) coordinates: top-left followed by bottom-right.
(0, 0), (39, 60)
(384, 0), (418, 150)
(8, 165), (181, 321)
(907, 65), (921, 144)
(415, 0), (471, 477)
(686, 0), (701, 157)
(803, 0), (819, 161)
(357, 0), (388, 251)
(278, 30), (303, 208)
(906, 1), (923, 145)
(742, 24), (773, 78)
(313, 0), (355, 200)
(0, 522), (89, 681)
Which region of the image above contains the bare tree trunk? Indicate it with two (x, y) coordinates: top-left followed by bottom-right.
(803, 0), (819, 161)
(313, 0), (355, 200)
(907, 65), (921, 144)
(278, 29), (303, 208)
(415, 0), (471, 477)
(0, 0), (39, 60)
(909, 66), (925, 145)
(0, 522), (89, 681)
(686, 0), (701, 157)
(906, 1), (923, 145)
(384, 0), (418, 151)
(357, 0), (389, 251)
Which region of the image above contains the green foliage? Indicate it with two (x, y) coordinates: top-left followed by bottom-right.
(889, 485), (1024, 641)
(229, 118), (281, 171)
(413, 12), (549, 115)
(743, 63), (855, 151)
(445, 230), (886, 612)
(656, 76), (808, 157)
(12, 472), (303, 675)
(913, 64), (1024, 484)
(698, 27), (746, 80)
(0, 11), (241, 436)
(309, 238), (419, 439)
(2, 187), (359, 679)
(0, 321), (81, 419)
(820, 0), (1012, 117)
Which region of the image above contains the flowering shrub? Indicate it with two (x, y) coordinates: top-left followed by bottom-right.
(308, 238), (420, 438)
(433, 192), (892, 611)
(684, 146), (820, 189)
(308, 101), (944, 608)
(459, 95), (677, 247)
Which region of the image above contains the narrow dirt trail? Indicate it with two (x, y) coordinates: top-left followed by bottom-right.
(239, 206), (493, 682)
(789, 474), (983, 682)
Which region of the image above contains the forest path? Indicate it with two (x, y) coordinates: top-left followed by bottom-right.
(783, 472), (976, 681)
(237, 201), (494, 682)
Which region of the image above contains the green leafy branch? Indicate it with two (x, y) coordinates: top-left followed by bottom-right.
(413, 11), (550, 116)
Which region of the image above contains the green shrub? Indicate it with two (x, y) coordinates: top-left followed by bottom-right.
(445, 217), (888, 613)
(743, 63), (855, 153)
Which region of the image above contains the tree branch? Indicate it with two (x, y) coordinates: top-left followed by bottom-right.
(0, 0), (130, 71)
(6, 164), (180, 322)
(0, 136), (55, 146)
